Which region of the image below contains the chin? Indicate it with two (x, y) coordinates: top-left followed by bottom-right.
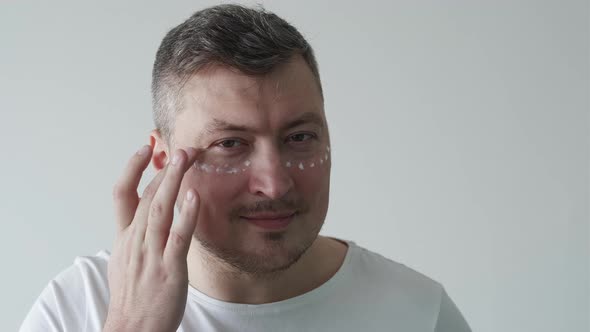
(233, 232), (314, 276)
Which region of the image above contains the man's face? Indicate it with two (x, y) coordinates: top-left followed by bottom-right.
(170, 55), (330, 275)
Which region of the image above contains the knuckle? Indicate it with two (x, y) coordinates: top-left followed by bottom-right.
(142, 182), (157, 198)
(167, 231), (189, 250)
(149, 202), (165, 219)
(144, 263), (168, 283)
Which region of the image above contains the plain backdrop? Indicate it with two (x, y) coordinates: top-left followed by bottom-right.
(1, 1), (588, 331)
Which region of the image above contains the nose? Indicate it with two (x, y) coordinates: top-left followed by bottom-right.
(248, 148), (294, 199)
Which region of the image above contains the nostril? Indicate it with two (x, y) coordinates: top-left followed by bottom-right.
(248, 169), (294, 199)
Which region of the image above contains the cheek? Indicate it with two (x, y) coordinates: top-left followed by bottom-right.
(177, 167), (245, 231)
(288, 152), (331, 217)
(177, 169), (247, 242)
(287, 145), (331, 190)
(289, 159), (330, 193)
(181, 167), (244, 209)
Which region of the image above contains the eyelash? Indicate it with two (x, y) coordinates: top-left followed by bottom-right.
(215, 133), (317, 150)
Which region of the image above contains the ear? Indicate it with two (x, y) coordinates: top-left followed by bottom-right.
(149, 129), (169, 171)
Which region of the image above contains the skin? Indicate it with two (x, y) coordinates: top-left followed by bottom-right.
(105, 54), (347, 331)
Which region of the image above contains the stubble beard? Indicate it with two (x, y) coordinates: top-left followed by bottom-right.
(195, 218), (324, 280)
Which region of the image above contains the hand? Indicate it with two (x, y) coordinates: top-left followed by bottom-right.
(104, 145), (201, 332)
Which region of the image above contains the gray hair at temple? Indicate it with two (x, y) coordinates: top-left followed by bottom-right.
(151, 4), (323, 145)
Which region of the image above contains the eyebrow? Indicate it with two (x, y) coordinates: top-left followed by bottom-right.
(200, 111), (325, 140)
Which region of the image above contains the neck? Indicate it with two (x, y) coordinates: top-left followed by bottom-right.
(186, 235), (348, 304)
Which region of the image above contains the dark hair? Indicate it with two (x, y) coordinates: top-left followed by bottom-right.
(151, 4), (322, 144)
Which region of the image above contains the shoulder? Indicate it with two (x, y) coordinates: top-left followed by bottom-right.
(53, 250), (111, 303)
(340, 239), (444, 310)
(339, 239), (471, 331)
(19, 250), (111, 332)
(56, 250), (110, 285)
(346, 240), (444, 293)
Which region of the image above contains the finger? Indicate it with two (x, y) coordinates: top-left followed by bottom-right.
(128, 165), (168, 265)
(144, 148), (200, 255)
(131, 148), (197, 245)
(112, 145), (153, 232)
(131, 164), (167, 240)
(164, 188), (200, 265)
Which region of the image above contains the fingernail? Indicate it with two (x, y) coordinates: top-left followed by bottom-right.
(137, 145), (150, 155)
(186, 189), (195, 201)
(171, 151), (181, 165)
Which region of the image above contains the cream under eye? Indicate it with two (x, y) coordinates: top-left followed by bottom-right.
(192, 143), (331, 175)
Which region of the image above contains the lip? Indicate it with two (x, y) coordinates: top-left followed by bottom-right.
(241, 211), (296, 219)
(241, 212), (296, 231)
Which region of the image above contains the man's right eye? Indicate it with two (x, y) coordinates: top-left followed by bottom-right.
(217, 139), (243, 149)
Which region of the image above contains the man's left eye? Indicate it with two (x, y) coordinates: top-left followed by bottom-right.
(288, 133), (316, 142)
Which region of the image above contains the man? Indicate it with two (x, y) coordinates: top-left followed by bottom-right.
(20, 4), (471, 331)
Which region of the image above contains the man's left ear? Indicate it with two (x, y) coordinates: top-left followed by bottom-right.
(149, 129), (169, 171)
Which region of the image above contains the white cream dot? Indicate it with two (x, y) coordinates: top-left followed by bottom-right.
(201, 164), (214, 173)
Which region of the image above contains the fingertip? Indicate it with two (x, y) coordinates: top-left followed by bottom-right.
(186, 189), (195, 202)
(134, 145), (153, 167)
(186, 189), (200, 207)
(185, 147), (199, 161)
(136, 144), (152, 156)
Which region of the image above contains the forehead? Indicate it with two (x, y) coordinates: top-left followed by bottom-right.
(176, 56), (324, 138)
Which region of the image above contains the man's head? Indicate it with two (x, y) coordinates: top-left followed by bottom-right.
(149, 4), (330, 276)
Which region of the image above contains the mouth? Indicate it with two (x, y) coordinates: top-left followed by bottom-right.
(240, 211), (297, 231)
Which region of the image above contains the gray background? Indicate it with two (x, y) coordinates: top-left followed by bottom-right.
(1, 1), (588, 331)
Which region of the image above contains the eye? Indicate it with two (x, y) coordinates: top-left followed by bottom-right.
(216, 139), (244, 149)
(288, 133), (316, 143)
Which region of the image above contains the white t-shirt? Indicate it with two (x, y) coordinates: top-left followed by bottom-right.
(20, 239), (471, 331)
